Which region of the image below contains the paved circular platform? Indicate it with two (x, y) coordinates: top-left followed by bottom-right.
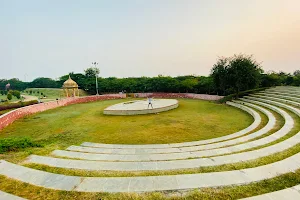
(103, 99), (179, 115)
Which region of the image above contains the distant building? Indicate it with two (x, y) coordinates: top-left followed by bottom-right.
(62, 75), (79, 97)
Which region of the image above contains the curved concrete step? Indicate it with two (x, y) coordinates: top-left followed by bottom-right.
(3, 152), (300, 192)
(244, 96), (300, 116)
(0, 191), (26, 200)
(79, 102), (260, 150)
(51, 101), (293, 161)
(66, 103), (274, 155)
(262, 91), (300, 98)
(250, 94), (300, 107)
(258, 92), (300, 102)
(26, 129), (300, 171)
(266, 90), (300, 96)
(240, 184), (300, 199)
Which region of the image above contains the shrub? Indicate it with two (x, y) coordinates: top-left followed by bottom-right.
(0, 137), (43, 153)
(7, 92), (12, 100)
(11, 90), (21, 99)
(0, 100), (38, 111)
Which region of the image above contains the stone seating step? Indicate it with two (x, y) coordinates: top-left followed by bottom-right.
(26, 129), (300, 171)
(262, 91), (300, 98)
(51, 103), (293, 161)
(267, 88), (300, 93)
(250, 94), (300, 107)
(2, 152), (300, 192)
(66, 102), (274, 155)
(244, 96), (300, 116)
(0, 191), (26, 200)
(258, 92), (300, 102)
(240, 184), (300, 200)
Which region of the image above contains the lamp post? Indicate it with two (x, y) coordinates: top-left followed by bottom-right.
(92, 62), (99, 95)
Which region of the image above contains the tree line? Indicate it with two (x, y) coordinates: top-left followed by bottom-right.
(1, 54), (299, 96)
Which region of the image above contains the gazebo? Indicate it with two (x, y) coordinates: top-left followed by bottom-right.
(62, 75), (79, 97)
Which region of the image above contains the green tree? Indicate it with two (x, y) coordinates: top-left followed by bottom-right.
(29, 77), (59, 88)
(211, 57), (229, 95)
(181, 78), (198, 93)
(211, 54), (262, 96)
(84, 67), (100, 78)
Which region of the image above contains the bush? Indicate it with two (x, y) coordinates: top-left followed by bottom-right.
(7, 92), (12, 100)
(218, 87), (269, 103)
(11, 90), (21, 99)
(0, 137), (43, 153)
(0, 100), (38, 111)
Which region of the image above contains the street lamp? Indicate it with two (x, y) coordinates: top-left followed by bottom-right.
(92, 62), (99, 95)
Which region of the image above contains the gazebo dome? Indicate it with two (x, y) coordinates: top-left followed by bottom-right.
(63, 76), (78, 88)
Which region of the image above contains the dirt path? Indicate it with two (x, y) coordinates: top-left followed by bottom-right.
(21, 95), (38, 102)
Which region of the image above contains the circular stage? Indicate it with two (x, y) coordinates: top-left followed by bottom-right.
(104, 99), (179, 115)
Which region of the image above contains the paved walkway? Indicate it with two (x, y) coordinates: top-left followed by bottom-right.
(2, 152), (300, 192)
(0, 191), (26, 200)
(240, 184), (300, 200)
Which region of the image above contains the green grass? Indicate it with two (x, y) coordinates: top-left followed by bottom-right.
(0, 108), (14, 116)
(0, 99), (252, 163)
(23, 88), (88, 102)
(0, 94), (18, 104)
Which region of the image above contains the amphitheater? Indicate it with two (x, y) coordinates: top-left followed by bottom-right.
(1, 86), (300, 199)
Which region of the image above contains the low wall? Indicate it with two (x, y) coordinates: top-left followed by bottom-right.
(0, 94), (125, 131)
(133, 93), (223, 101)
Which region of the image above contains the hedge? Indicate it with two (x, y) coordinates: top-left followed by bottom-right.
(0, 100), (38, 111)
(218, 87), (270, 103)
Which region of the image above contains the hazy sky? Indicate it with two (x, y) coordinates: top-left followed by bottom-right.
(1, 0), (299, 81)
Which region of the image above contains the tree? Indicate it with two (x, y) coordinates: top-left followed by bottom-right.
(211, 57), (229, 95)
(211, 54), (263, 96)
(294, 70), (300, 76)
(84, 67), (100, 78)
(228, 54), (262, 95)
(181, 78), (198, 93)
(29, 77), (59, 88)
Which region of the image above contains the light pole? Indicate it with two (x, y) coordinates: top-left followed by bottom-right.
(92, 62), (99, 95)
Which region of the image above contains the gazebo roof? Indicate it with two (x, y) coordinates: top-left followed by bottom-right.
(63, 75), (78, 88)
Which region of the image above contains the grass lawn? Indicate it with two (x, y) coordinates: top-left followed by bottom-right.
(0, 94), (18, 104)
(0, 99), (252, 163)
(23, 88), (88, 102)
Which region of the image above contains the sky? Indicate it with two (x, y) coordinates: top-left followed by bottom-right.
(0, 0), (299, 81)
